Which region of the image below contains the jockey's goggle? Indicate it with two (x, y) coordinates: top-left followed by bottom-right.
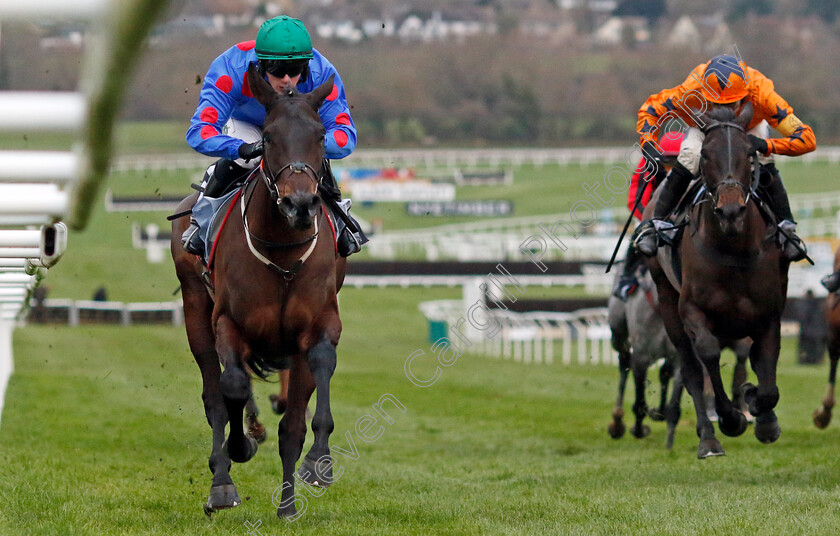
(264, 60), (307, 79)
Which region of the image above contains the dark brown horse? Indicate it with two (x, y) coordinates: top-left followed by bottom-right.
(608, 266), (753, 448)
(814, 246), (840, 428)
(171, 63), (345, 518)
(645, 103), (789, 458)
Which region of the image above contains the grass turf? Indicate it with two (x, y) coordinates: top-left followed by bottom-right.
(0, 286), (838, 535)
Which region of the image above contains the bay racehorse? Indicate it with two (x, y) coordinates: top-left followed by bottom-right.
(171, 63), (345, 518)
(644, 102), (789, 458)
(814, 246), (840, 428)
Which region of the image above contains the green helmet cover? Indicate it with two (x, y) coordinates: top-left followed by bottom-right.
(255, 16), (313, 61)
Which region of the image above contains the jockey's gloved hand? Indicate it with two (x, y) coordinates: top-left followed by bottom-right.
(748, 135), (769, 156)
(238, 140), (264, 162)
(641, 141), (664, 163)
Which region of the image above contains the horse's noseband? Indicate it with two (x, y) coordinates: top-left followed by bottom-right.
(261, 159), (321, 203)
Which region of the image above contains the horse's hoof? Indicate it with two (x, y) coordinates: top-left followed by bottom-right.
(223, 435), (258, 463)
(813, 407), (832, 429)
(277, 504), (297, 519)
(697, 438), (725, 459)
(630, 424), (651, 439)
(754, 412), (781, 444)
(269, 394), (287, 415)
(719, 410), (748, 437)
(648, 408), (665, 421)
(204, 484), (241, 516)
(298, 455), (333, 488)
(608, 420), (625, 439)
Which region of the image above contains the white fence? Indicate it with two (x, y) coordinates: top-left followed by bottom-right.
(0, 0), (171, 426)
(111, 145), (840, 173)
(419, 299), (616, 366)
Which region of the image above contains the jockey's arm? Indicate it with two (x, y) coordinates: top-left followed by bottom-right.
(752, 71), (817, 157)
(185, 52), (248, 162)
(317, 68), (356, 159)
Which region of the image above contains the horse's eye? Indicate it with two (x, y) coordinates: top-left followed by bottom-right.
(263, 134), (272, 144)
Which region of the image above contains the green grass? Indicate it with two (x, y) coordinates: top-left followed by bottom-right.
(2, 139), (840, 533)
(0, 288), (838, 535)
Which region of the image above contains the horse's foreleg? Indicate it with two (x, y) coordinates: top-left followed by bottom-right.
(651, 358), (674, 421)
(659, 299), (722, 457)
(665, 366), (683, 450)
(682, 303), (746, 440)
(608, 349), (630, 439)
(215, 315), (258, 464)
(630, 363), (651, 438)
(743, 322), (782, 443)
(276, 354), (316, 519)
(298, 336), (338, 487)
(179, 270), (240, 515)
(814, 348), (839, 428)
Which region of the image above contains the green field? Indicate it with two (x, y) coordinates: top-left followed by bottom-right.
(1, 289), (839, 535)
(1, 122), (840, 534)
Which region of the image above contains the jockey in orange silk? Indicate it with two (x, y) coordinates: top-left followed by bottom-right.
(632, 54), (816, 263)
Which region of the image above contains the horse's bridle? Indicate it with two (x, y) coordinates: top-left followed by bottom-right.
(699, 120), (760, 207)
(260, 155), (322, 202)
(239, 153), (325, 280)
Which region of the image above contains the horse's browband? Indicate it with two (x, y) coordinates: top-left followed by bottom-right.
(704, 120), (744, 134)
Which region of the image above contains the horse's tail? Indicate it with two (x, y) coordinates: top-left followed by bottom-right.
(247, 353), (289, 379)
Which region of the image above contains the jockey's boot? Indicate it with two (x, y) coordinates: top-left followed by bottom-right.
(821, 270), (840, 293)
(762, 164), (807, 262)
(204, 159), (248, 198)
(180, 159), (247, 257)
(613, 242), (642, 302)
(634, 162), (693, 257)
(321, 159), (368, 257)
(181, 217), (204, 256)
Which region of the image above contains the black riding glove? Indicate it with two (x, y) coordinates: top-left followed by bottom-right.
(238, 140), (264, 162)
(641, 141), (664, 163)
(748, 135), (769, 156)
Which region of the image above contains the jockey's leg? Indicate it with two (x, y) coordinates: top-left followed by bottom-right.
(748, 119), (806, 262)
(321, 159), (368, 257)
(635, 163), (694, 256)
(182, 119), (262, 255)
(181, 159), (251, 256)
(761, 163), (807, 262)
(635, 127), (702, 256)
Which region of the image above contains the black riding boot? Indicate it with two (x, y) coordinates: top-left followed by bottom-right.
(181, 159), (250, 256)
(321, 160), (368, 257)
(613, 242), (644, 301)
(761, 163), (806, 262)
(635, 162), (694, 256)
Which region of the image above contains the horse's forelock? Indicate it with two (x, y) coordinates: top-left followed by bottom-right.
(706, 106), (737, 123)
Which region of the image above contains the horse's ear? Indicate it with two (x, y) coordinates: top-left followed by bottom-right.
(735, 100), (754, 129)
(247, 62), (278, 109)
(306, 74), (335, 110)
